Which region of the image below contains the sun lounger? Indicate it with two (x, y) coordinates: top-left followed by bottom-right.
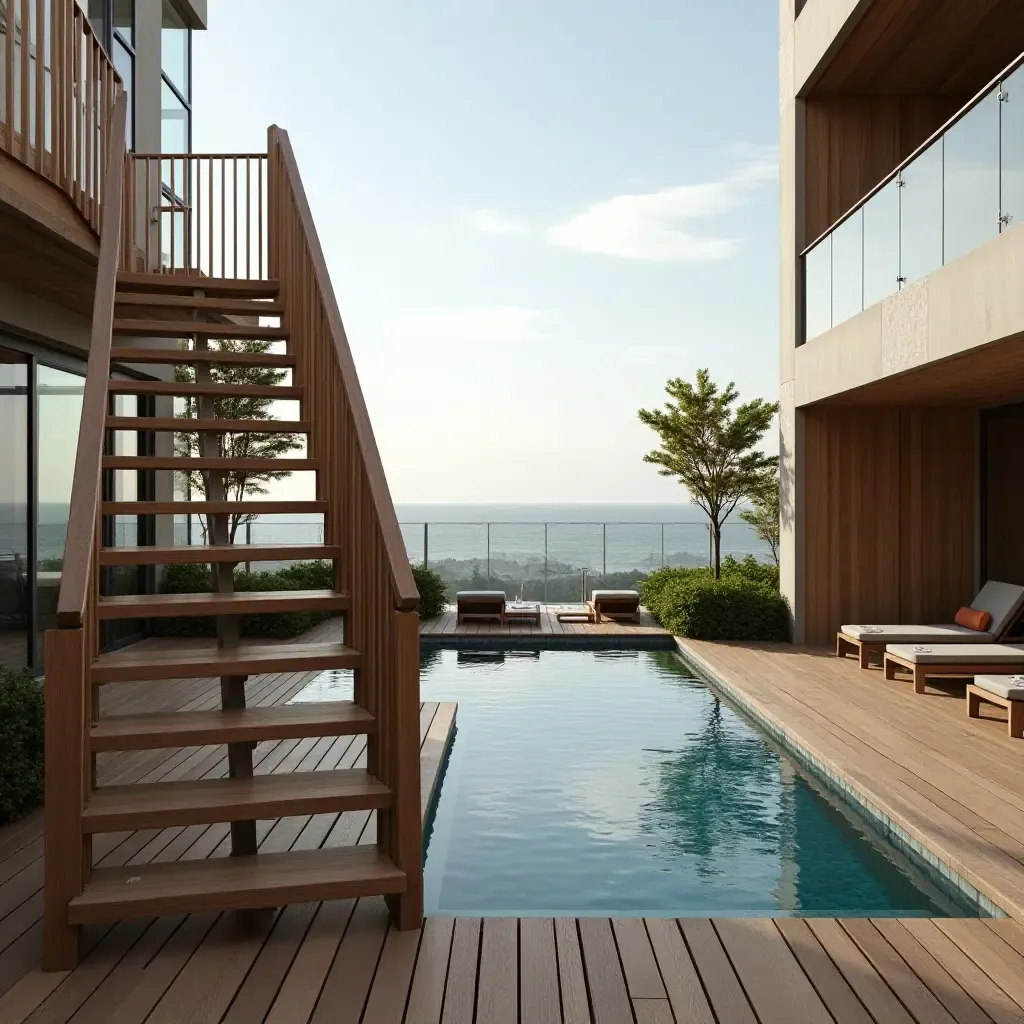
(588, 590), (641, 623)
(456, 591), (506, 625)
(883, 643), (1024, 694)
(837, 581), (1024, 668)
(967, 676), (1024, 738)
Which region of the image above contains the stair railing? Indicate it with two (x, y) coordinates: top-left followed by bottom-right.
(43, 90), (127, 971)
(0, 0), (121, 233)
(268, 125), (423, 927)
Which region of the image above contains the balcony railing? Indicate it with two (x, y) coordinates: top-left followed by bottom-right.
(0, 0), (121, 234)
(802, 50), (1024, 343)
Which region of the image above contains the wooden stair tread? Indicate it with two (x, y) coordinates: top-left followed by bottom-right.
(90, 639), (359, 682)
(114, 292), (284, 315)
(68, 845), (404, 924)
(82, 769), (389, 832)
(106, 417), (310, 433)
(90, 701), (372, 751)
(116, 273), (280, 298)
(113, 320), (289, 339)
(103, 456), (319, 472)
(110, 347), (295, 367)
(97, 588), (348, 619)
(99, 543), (340, 566)
(107, 380), (302, 399)
(101, 499), (326, 515)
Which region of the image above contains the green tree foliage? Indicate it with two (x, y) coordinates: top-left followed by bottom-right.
(740, 470), (780, 566)
(411, 564), (447, 619)
(174, 339), (302, 542)
(0, 667), (44, 825)
(638, 369), (778, 578)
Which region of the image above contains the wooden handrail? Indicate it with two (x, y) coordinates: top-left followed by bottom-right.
(267, 126), (419, 612)
(56, 92), (128, 629)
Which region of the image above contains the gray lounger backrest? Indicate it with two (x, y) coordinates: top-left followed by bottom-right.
(973, 581), (1024, 638)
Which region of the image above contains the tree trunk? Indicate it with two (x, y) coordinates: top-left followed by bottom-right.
(713, 524), (722, 580)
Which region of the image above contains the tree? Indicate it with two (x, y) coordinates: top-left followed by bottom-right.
(175, 339), (302, 543)
(638, 369), (778, 578)
(740, 470), (780, 565)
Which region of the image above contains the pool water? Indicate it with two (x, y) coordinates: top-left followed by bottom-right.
(296, 649), (977, 918)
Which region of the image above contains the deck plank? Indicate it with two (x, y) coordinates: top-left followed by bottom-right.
(554, 918), (592, 1024)
(577, 918), (632, 1024)
(644, 918), (715, 1024)
(714, 918), (833, 1024)
(520, 918), (561, 1024)
(476, 918), (518, 1024)
(677, 919), (757, 1024)
(403, 917), (455, 1024)
(440, 918), (480, 1024)
(361, 924), (423, 1024)
(611, 918), (665, 1000)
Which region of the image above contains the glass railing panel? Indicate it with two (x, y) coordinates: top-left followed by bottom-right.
(899, 139), (943, 288)
(424, 523), (488, 602)
(830, 208), (864, 326)
(720, 522), (776, 565)
(662, 524), (711, 570)
(486, 524), (547, 601)
(399, 523), (426, 565)
(546, 523), (603, 602)
(604, 523), (663, 578)
(862, 177), (901, 308)
(803, 236), (832, 341)
(944, 89), (999, 265)
(1001, 66), (1024, 231)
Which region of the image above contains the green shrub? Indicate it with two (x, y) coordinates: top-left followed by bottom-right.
(152, 560), (338, 639)
(641, 558), (789, 642)
(412, 564), (447, 619)
(0, 667), (44, 825)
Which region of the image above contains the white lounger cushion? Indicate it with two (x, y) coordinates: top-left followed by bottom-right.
(456, 591), (506, 601)
(841, 624), (994, 644)
(973, 675), (1024, 701)
(972, 581), (1024, 637)
(886, 643), (1024, 665)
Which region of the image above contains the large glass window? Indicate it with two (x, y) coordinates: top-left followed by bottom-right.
(161, 0), (190, 102)
(35, 366), (84, 658)
(161, 78), (189, 153)
(0, 350), (29, 672)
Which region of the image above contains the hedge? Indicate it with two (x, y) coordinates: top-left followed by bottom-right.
(152, 560), (337, 639)
(641, 556), (789, 642)
(153, 560), (452, 636)
(411, 564), (447, 619)
(0, 667), (44, 826)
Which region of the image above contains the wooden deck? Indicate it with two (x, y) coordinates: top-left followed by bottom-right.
(420, 605), (672, 647)
(679, 640), (1024, 924)
(6, 627), (1024, 1020)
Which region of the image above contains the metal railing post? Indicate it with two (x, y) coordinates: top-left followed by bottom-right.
(661, 523), (665, 568)
(602, 523), (607, 578)
(423, 523), (429, 567)
(543, 523), (548, 604)
(486, 522), (491, 587)
(245, 521), (252, 573)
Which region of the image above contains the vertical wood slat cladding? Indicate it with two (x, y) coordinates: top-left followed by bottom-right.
(803, 94), (965, 247)
(804, 406), (977, 645)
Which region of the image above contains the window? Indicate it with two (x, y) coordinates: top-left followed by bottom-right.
(161, 0), (190, 101)
(161, 0), (191, 153)
(83, 0), (135, 148)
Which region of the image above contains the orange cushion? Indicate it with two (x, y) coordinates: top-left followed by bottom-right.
(954, 606), (992, 632)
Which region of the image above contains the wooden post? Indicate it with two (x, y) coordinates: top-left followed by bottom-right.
(43, 627), (88, 970)
(384, 610), (423, 930)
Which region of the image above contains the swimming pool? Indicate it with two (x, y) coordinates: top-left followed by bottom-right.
(296, 648), (978, 918)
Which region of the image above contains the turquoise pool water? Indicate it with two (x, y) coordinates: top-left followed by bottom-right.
(296, 649), (977, 918)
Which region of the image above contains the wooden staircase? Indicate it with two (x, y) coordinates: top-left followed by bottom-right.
(43, 96), (423, 969)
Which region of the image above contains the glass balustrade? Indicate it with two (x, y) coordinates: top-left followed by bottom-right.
(802, 56), (1024, 343)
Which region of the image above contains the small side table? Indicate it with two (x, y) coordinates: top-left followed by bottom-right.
(503, 601), (542, 626)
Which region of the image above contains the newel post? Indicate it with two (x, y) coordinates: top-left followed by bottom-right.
(43, 627), (89, 970)
(384, 609), (423, 929)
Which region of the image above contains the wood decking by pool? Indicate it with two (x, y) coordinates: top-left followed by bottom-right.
(420, 605), (673, 647)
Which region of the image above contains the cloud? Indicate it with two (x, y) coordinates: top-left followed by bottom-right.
(470, 209), (526, 235)
(390, 307), (548, 346)
(546, 146), (778, 262)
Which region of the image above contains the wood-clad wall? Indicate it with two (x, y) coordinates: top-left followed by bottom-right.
(803, 95), (966, 246)
(803, 406), (977, 645)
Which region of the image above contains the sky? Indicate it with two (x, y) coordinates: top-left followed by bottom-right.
(193, 1), (781, 504)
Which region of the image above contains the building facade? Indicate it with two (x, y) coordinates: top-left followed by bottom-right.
(780, 0), (1024, 644)
(0, 0), (205, 669)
